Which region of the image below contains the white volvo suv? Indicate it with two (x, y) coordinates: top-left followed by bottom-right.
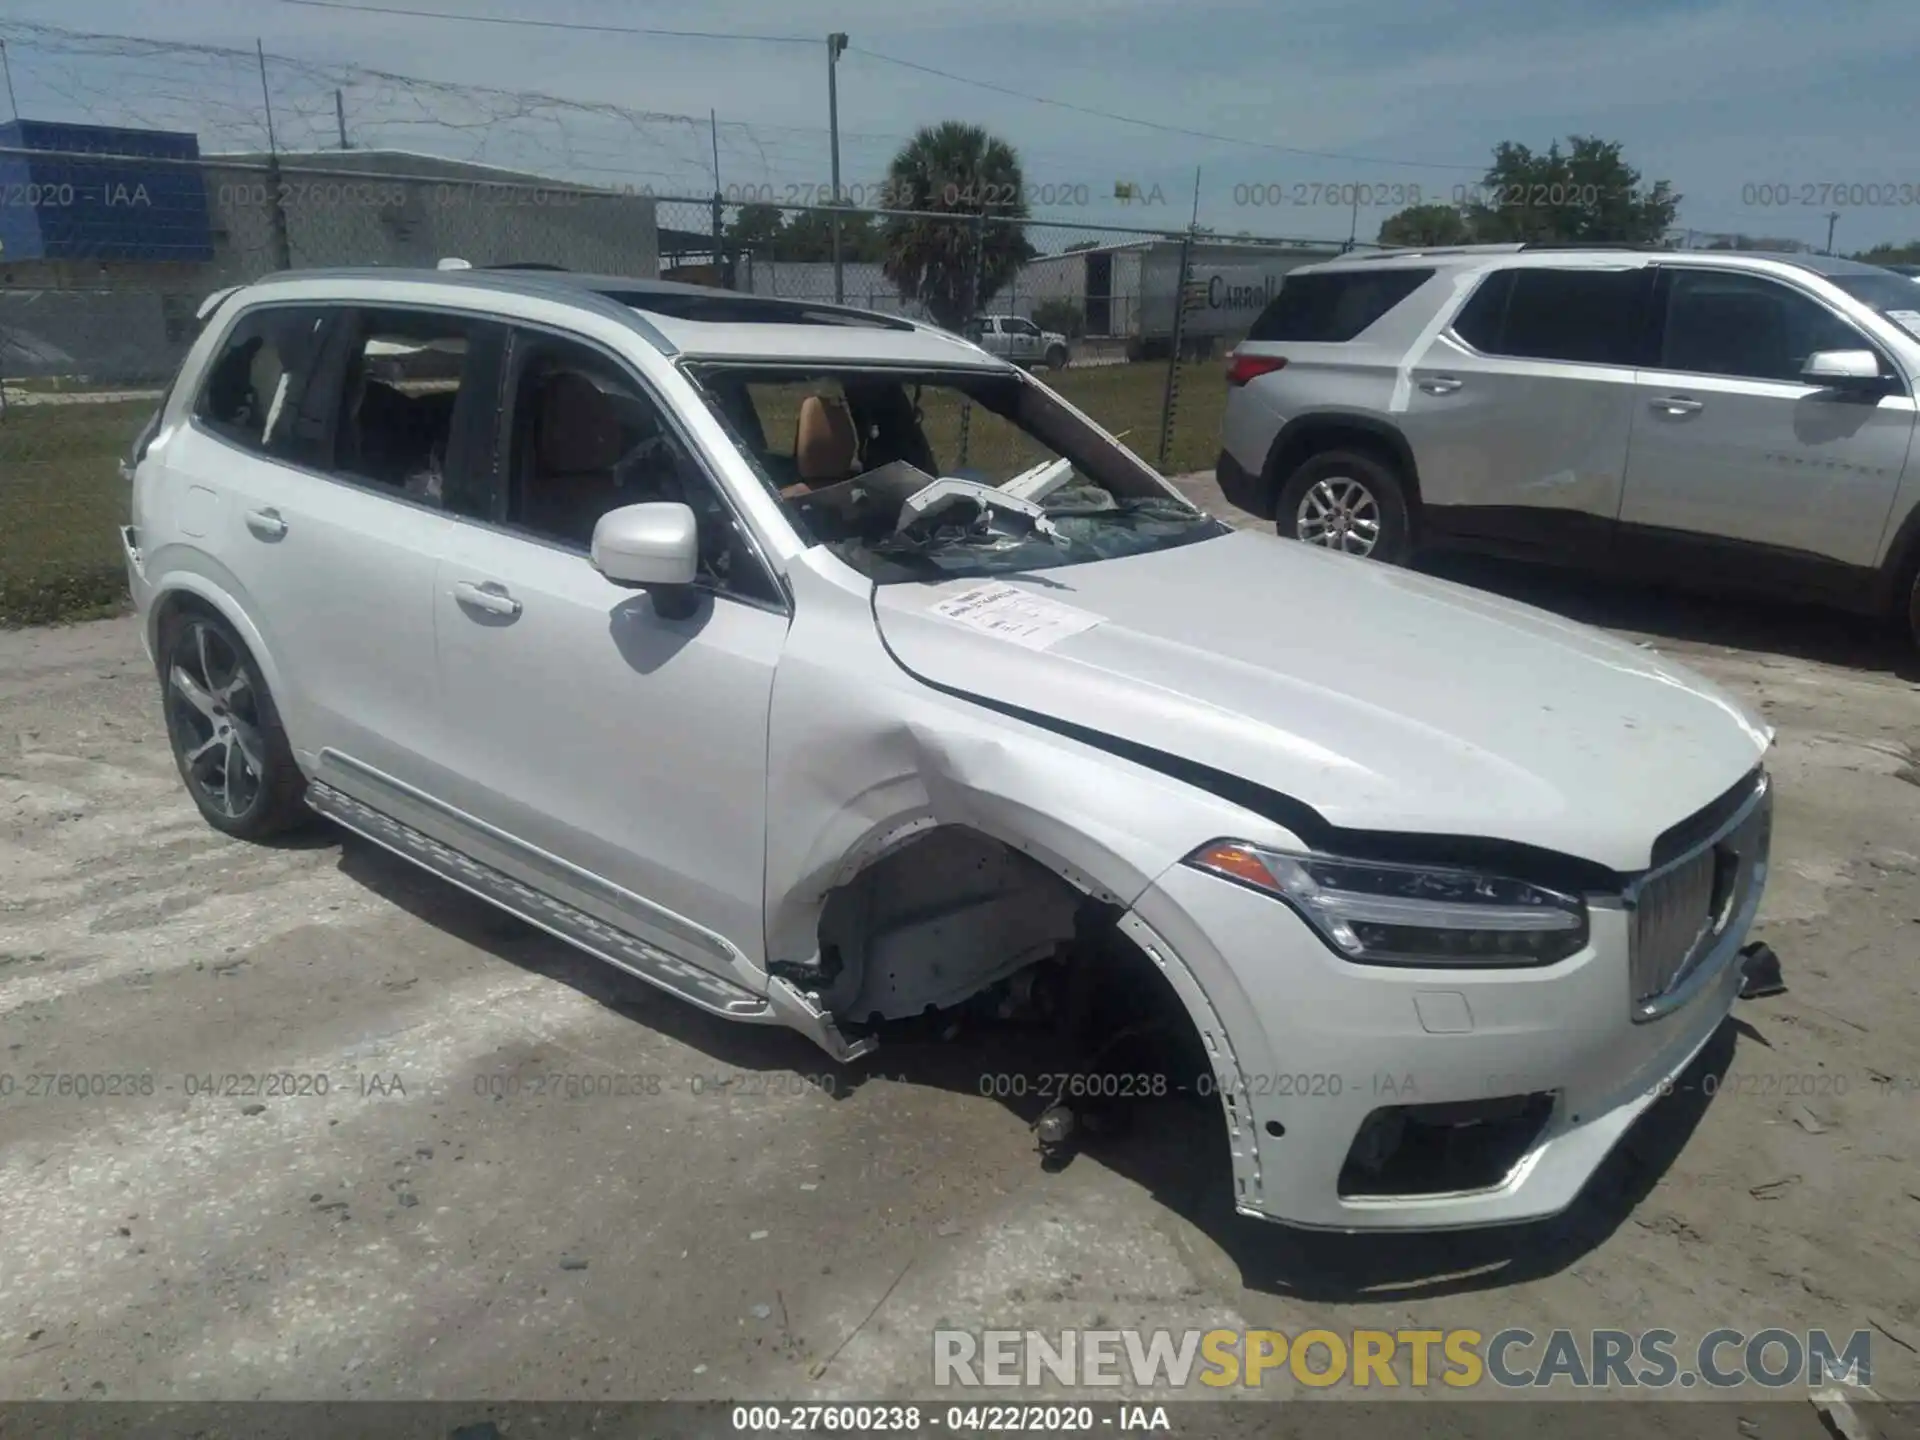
(122, 268), (1773, 1231)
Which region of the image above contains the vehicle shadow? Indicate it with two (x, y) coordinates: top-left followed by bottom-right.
(334, 828), (1744, 1301)
(1414, 552), (1920, 681)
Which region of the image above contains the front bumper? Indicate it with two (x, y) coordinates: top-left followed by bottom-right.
(1133, 828), (1766, 1231)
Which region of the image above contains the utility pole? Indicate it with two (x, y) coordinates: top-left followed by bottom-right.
(827, 31), (848, 304)
(256, 40), (279, 157)
(1347, 186), (1360, 251)
(257, 40), (292, 271)
(1158, 167), (1203, 469)
(1, 41), (20, 123)
(710, 108), (726, 286)
(1824, 210), (1840, 256)
(334, 89), (348, 149)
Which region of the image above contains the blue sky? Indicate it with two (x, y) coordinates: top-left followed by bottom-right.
(1, 0), (1916, 250)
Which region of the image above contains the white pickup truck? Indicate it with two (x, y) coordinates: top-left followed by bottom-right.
(963, 314), (1070, 370)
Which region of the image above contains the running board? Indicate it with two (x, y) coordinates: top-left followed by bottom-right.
(308, 781), (770, 1022)
(767, 977), (878, 1063)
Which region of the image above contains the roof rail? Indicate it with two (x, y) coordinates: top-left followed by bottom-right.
(1517, 242), (1652, 252)
(1346, 243), (1527, 260)
(1355, 242), (1662, 260)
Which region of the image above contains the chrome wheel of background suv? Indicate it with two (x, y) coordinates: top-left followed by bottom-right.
(1275, 449), (1412, 563)
(1296, 476), (1382, 556)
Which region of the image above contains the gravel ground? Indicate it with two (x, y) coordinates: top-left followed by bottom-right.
(2, 478), (1918, 1420)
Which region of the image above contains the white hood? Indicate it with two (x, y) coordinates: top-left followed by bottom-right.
(872, 529), (1771, 872)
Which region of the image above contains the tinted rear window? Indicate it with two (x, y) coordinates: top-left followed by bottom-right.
(1453, 267), (1648, 365)
(1450, 271), (1513, 351)
(1246, 268), (1434, 343)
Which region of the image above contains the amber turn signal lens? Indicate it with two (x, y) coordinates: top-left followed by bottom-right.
(1187, 841), (1278, 891)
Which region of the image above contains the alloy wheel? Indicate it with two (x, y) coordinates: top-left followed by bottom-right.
(167, 619), (267, 820)
(1295, 476), (1382, 557)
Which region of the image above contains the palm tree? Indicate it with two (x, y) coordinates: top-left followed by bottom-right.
(881, 122), (1035, 330)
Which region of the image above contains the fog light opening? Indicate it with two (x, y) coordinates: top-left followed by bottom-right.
(1337, 1093), (1555, 1199)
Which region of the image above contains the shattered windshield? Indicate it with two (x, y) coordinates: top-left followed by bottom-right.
(684, 365), (1228, 582)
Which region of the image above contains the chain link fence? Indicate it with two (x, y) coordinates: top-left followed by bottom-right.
(1, 145), (1361, 622)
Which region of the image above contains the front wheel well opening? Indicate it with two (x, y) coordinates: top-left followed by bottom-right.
(810, 824), (1223, 1154)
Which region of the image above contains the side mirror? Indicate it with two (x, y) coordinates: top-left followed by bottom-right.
(591, 502), (700, 616)
(1801, 349), (1886, 390)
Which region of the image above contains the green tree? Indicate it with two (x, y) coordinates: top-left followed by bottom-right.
(781, 204), (886, 262)
(1378, 202), (1474, 247)
(881, 121), (1036, 329)
(1031, 297), (1085, 339)
(1703, 234), (1812, 252)
(1854, 239), (1920, 265)
(724, 202), (787, 255)
(1467, 137), (1678, 244)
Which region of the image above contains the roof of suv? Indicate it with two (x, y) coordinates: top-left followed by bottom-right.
(1308, 245), (1893, 281)
(231, 266), (1002, 369)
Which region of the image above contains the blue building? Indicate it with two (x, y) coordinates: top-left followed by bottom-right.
(0, 120), (214, 264)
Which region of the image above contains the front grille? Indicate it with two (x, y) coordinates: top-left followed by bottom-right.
(1631, 849), (1718, 1003)
(1629, 779), (1771, 1015)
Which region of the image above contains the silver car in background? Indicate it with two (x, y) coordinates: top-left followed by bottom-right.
(1217, 245), (1920, 648)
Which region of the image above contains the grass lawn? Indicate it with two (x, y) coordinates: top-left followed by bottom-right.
(0, 400), (152, 626)
(0, 360), (1223, 627)
(1050, 359), (1226, 478)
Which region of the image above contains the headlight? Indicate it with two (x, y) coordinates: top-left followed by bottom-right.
(1185, 841), (1589, 968)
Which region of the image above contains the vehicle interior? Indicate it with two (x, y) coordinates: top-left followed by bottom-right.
(689, 364), (1218, 580)
(505, 349), (691, 547)
(195, 310), (329, 459)
(498, 345), (782, 603)
(334, 317), (469, 501)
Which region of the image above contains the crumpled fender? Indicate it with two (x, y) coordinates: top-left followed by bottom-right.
(760, 556), (1305, 978)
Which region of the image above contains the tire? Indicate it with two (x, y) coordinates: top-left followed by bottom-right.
(1044, 345), (1070, 371)
(157, 606), (309, 840)
(1274, 449), (1412, 564)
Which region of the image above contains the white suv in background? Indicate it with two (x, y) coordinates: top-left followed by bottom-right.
(122, 267), (1773, 1231)
(1217, 245), (1920, 648)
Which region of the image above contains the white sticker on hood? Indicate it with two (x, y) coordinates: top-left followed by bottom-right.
(928, 582), (1105, 650)
(1886, 309), (1920, 340)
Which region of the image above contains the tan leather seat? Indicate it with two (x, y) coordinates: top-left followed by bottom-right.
(525, 371), (625, 543)
(793, 394), (858, 486)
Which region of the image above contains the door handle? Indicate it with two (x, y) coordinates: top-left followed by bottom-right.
(453, 580), (522, 618)
(244, 507), (288, 540)
(1650, 395), (1704, 416)
(1417, 375), (1464, 395)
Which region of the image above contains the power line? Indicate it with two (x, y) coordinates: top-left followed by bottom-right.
(847, 44), (1485, 174)
(278, 2), (1483, 175)
(269, 8), (1485, 182)
(276, 0), (815, 46)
